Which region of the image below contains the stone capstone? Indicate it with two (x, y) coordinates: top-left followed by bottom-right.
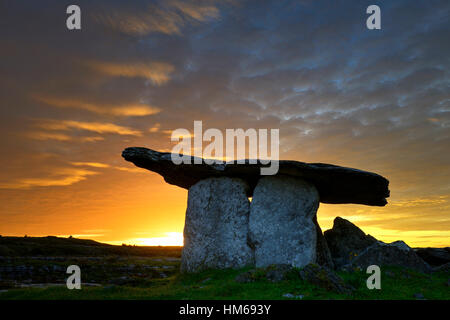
(122, 147), (390, 206)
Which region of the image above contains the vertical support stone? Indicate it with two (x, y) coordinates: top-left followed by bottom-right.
(313, 216), (334, 269)
(181, 177), (254, 272)
(249, 175), (320, 268)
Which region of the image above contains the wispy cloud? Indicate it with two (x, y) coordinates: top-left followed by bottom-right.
(149, 123), (161, 133)
(92, 0), (221, 36)
(0, 168), (98, 189)
(113, 166), (145, 173)
(85, 61), (174, 85)
(81, 136), (105, 142)
(27, 131), (72, 141)
(36, 96), (161, 117)
(27, 132), (105, 143)
(390, 196), (448, 208)
(170, 0), (219, 22)
(70, 161), (145, 174)
(36, 120), (142, 136)
(71, 161), (145, 173)
(70, 162), (110, 168)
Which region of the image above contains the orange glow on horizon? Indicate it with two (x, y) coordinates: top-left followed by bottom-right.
(107, 232), (184, 246)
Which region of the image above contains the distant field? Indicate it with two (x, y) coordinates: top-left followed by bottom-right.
(0, 236), (182, 257)
(0, 236), (448, 300)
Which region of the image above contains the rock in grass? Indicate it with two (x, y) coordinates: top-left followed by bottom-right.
(324, 217), (377, 269)
(181, 177), (254, 272)
(283, 293), (304, 299)
(413, 292), (425, 300)
(249, 176), (319, 268)
(299, 263), (354, 295)
(235, 264), (297, 283)
(414, 247), (450, 267)
(234, 270), (257, 283)
(432, 262), (450, 273)
(265, 264), (295, 282)
(348, 241), (432, 274)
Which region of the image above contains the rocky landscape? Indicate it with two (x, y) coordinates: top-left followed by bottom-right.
(0, 237), (181, 291)
(0, 218), (448, 299)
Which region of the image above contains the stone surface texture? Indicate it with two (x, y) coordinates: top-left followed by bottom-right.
(299, 263), (354, 294)
(249, 176), (319, 268)
(348, 240), (432, 273)
(122, 147), (390, 206)
(181, 177), (253, 272)
(414, 247), (450, 267)
(324, 217), (377, 268)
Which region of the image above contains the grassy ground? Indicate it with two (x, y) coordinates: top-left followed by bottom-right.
(0, 236), (448, 300)
(0, 265), (448, 300)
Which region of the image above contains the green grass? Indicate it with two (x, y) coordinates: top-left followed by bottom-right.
(0, 237), (447, 300)
(1, 266), (448, 300)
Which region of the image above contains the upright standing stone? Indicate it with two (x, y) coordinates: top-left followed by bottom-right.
(323, 217), (377, 268)
(181, 177), (254, 272)
(313, 216), (334, 269)
(249, 176), (320, 268)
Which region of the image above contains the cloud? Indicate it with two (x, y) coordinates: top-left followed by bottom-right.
(92, 0), (221, 36)
(35, 120), (143, 136)
(70, 161), (145, 173)
(85, 60), (174, 85)
(81, 136), (105, 142)
(71, 161), (146, 173)
(27, 132), (72, 141)
(36, 96), (161, 117)
(149, 123), (161, 133)
(170, 0), (219, 21)
(70, 162), (110, 168)
(0, 168), (98, 189)
(27, 132), (106, 143)
(390, 196), (448, 208)
(113, 166), (146, 173)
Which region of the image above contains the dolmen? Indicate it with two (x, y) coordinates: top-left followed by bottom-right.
(122, 147), (390, 272)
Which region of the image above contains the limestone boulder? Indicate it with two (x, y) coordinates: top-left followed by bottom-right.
(313, 216), (334, 269)
(299, 263), (354, 294)
(248, 176), (319, 268)
(181, 177), (253, 272)
(414, 247), (450, 267)
(324, 217), (377, 268)
(348, 240), (432, 273)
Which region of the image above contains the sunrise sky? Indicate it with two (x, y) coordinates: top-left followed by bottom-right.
(0, 0), (449, 247)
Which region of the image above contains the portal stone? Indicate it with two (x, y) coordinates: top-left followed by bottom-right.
(181, 177), (254, 272)
(249, 176), (320, 268)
